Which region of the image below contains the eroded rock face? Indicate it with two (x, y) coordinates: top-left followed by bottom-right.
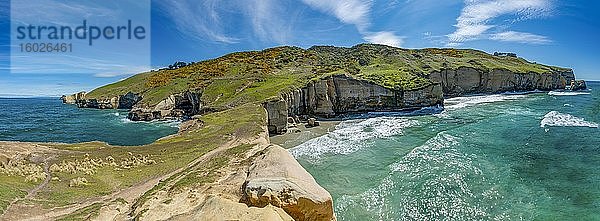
(118, 92), (142, 109)
(292, 75), (442, 116)
(127, 91), (202, 121)
(63, 91), (142, 110)
(60, 91), (86, 104)
(264, 100), (289, 134)
(266, 74), (443, 134)
(242, 145), (335, 221)
(571, 80), (587, 91)
(429, 67), (575, 96)
(76, 97), (120, 109)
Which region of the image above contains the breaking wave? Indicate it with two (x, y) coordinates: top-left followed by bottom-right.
(548, 91), (591, 96)
(540, 111), (598, 128)
(120, 117), (181, 128)
(290, 117), (419, 161)
(444, 94), (527, 110)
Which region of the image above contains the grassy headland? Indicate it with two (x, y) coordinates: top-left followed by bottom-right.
(85, 44), (568, 109)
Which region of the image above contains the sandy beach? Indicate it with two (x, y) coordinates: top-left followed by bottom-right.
(269, 120), (341, 149)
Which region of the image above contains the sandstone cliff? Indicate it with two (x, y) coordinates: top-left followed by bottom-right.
(127, 91), (202, 121)
(62, 91), (202, 121)
(264, 68), (580, 134)
(63, 45), (585, 127)
(60, 91), (86, 104)
(65, 92), (142, 109)
(266, 74), (443, 134)
(429, 67), (575, 96)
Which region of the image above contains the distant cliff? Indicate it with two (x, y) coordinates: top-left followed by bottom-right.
(429, 67), (575, 96)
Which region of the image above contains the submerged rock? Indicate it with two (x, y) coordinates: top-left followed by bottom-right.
(242, 145), (335, 221)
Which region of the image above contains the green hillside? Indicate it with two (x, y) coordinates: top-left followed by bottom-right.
(85, 44), (570, 109)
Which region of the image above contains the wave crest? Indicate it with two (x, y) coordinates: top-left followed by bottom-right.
(540, 111), (598, 128)
(548, 91), (590, 96)
(290, 117), (419, 161)
(444, 94), (526, 110)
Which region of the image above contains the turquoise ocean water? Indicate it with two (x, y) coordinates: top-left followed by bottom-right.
(0, 97), (178, 146)
(292, 81), (600, 220)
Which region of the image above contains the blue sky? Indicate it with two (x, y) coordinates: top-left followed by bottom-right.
(1, 0), (599, 96)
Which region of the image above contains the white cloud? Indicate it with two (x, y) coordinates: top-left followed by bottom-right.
(158, 0), (295, 44)
(156, 0), (238, 44)
(364, 32), (404, 47)
(243, 0), (291, 44)
(490, 31), (552, 44)
(447, 0), (553, 45)
(301, 0), (403, 47)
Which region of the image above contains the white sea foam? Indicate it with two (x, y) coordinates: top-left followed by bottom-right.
(548, 91), (590, 96)
(120, 117), (181, 128)
(444, 94), (527, 110)
(540, 111), (598, 128)
(290, 117), (419, 161)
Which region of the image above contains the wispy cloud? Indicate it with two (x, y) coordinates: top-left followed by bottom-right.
(300, 0), (403, 47)
(300, 0), (373, 31)
(490, 31), (552, 44)
(447, 0), (553, 46)
(157, 0), (404, 47)
(156, 0), (238, 44)
(242, 0), (291, 44)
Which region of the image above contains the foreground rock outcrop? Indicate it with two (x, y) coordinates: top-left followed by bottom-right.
(242, 145), (335, 221)
(172, 195), (295, 221)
